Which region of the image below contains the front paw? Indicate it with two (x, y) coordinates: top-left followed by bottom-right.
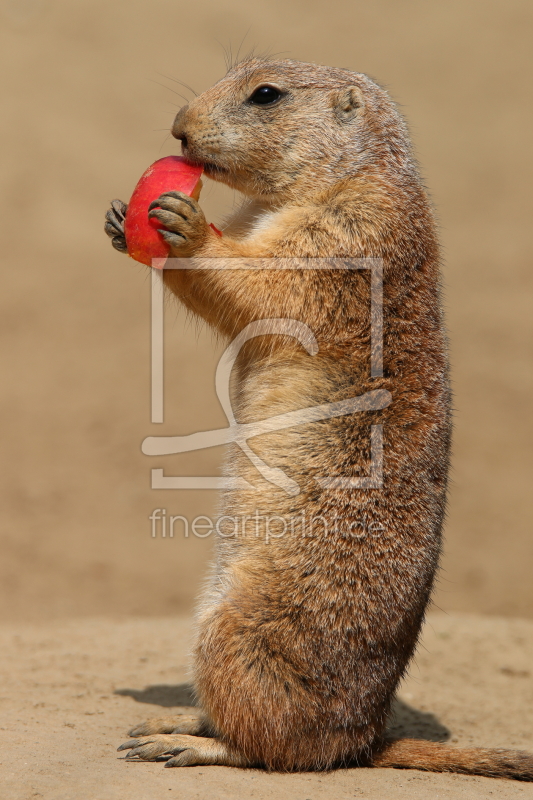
(104, 199), (128, 253)
(148, 191), (209, 257)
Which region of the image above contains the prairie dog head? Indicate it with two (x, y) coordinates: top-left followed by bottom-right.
(171, 58), (412, 202)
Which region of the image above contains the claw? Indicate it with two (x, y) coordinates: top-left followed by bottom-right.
(165, 750), (196, 768)
(160, 230), (187, 246)
(118, 735), (183, 762)
(148, 208), (188, 225)
(155, 191), (198, 212)
(148, 194), (195, 214)
(111, 199), (128, 218)
(127, 721), (176, 737)
(112, 235), (128, 253)
(105, 199), (128, 254)
(117, 738), (140, 752)
(148, 200), (190, 220)
(105, 212), (121, 233)
(104, 219), (119, 237)
(125, 746), (158, 761)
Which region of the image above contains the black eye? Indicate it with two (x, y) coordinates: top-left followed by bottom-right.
(247, 85), (282, 105)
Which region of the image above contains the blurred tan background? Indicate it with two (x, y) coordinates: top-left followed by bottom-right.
(0, 0), (531, 622)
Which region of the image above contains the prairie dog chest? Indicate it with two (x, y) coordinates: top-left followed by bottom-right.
(246, 209), (284, 238)
(223, 199), (284, 240)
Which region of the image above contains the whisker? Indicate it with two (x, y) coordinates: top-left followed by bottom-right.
(264, 48), (291, 60)
(215, 38), (231, 71)
(149, 78), (189, 104)
(158, 132), (172, 154)
(235, 27), (252, 66)
(156, 72), (198, 97)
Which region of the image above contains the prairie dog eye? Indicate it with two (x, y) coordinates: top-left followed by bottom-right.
(247, 85), (283, 105)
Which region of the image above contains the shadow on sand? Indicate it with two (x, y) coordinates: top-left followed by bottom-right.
(115, 682), (197, 708)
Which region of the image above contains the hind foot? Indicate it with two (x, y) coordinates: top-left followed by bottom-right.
(118, 733), (250, 767)
(127, 712), (207, 737)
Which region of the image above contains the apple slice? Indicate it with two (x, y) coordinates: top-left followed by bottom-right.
(124, 156), (220, 267)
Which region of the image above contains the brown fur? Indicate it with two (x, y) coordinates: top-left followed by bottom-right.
(108, 58), (533, 779)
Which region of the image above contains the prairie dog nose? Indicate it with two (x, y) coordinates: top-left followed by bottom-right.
(172, 105), (189, 147)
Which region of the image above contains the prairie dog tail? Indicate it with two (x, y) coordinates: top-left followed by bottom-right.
(373, 739), (533, 781)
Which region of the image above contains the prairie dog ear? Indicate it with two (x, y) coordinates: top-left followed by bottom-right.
(332, 86), (365, 122)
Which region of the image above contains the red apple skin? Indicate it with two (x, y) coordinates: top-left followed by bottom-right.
(124, 156), (204, 266)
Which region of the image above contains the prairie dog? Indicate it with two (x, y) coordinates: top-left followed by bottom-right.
(106, 58), (533, 780)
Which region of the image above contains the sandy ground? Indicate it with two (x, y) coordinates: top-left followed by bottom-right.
(1, 612), (533, 800)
